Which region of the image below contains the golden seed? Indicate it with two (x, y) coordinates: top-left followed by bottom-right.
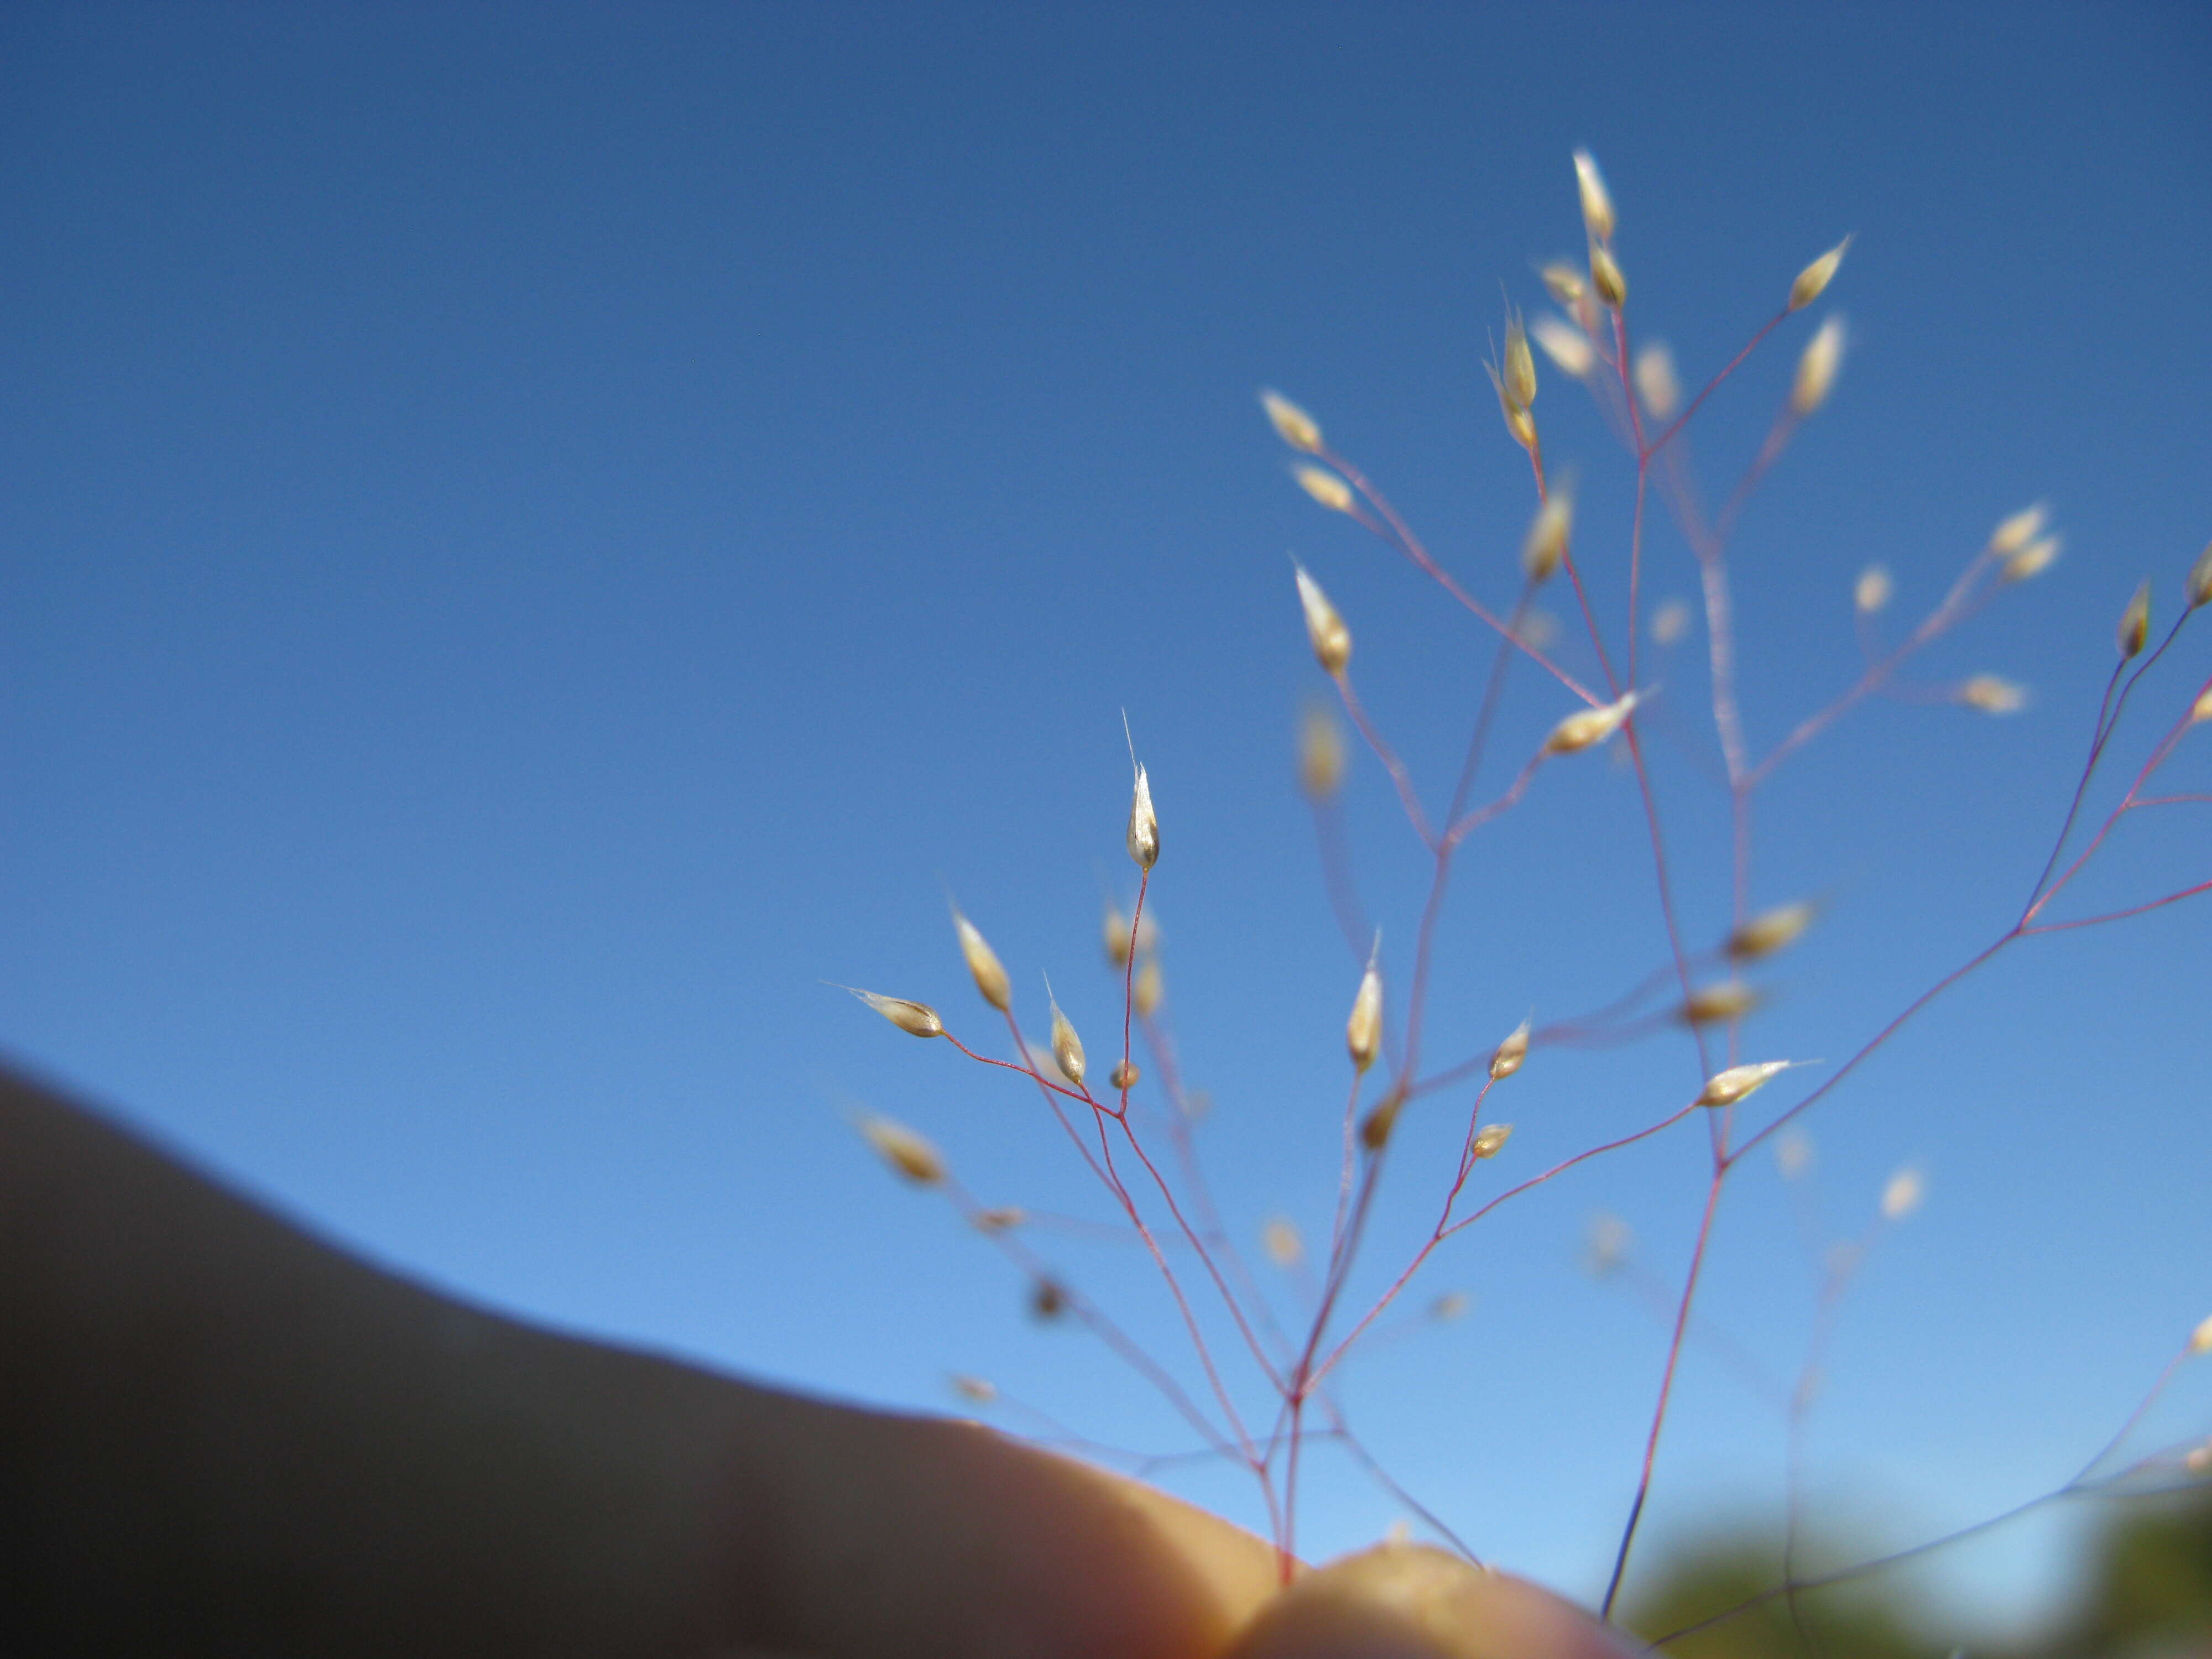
(1538, 261), (1587, 307)
(1260, 389), (1323, 453)
(2189, 1314), (2212, 1354)
(1103, 902), (1133, 966)
(1109, 1058), (1139, 1091)
(2002, 535), (2062, 582)
(847, 987), (945, 1039)
(1572, 149), (1616, 242)
(1989, 502), (2048, 557)
(1469, 1121), (1514, 1161)
(1030, 1277), (1067, 1320)
(857, 1113), (946, 1184)
(1881, 1166), (1926, 1220)
(1522, 493), (1573, 585)
(1791, 315), (1845, 416)
(1126, 761), (1160, 870)
(1293, 563), (1354, 674)
(1856, 565), (1893, 613)
(1298, 702), (1347, 800)
(1503, 308), (1538, 410)
(1958, 674), (2028, 716)
(1543, 690), (1640, 755)
(1346, 945), (1384, 1075)
(1048, 989), (1087, 1087)
(1680, 980), (1761, 1025)
(1789, 236), (1852, 312)
(1489, 1016), (1531, 1081)
(1360, 1091), (1402, 1152)
(1589, 241), (1627, 309)
(953, 910), (1011, 1012)
(974, 1206), (1025, 1232)
(1729, 899), (1817, 959)
(1632, 342), (1681, 421)
(1431, 1290), (1470, 1321)
(2188, 540), (2212, 609)
(1262, 1216), (1303, 1268)
(949, 1374), (997, 1405)
(1133, 957), (1163, 1018)
(1776, 1130), (1815, 1180)
(1697, 1060), (1794, 1107)
(1530, 312), (1595, 378)
(1294, 463), (1356, 514)
(2117, 580), (2152, 660)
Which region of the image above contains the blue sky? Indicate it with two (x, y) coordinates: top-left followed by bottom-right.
(4, 2), (2209, 1639)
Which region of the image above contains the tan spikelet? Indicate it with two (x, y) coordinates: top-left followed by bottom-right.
(1589, 242), (1627, 309)
(1490, 1016), (1531, 1080)
(846, 986), (945, 1038)
(1360, 1090), (1402, 1152)
(1133, 957), (1163, 1018)
(1109, 1058), (1139, 1091)
(1789, 236), (1852, 311)
(1729, 899), (1816, 959)
(1651, 598), (1692, 646)
(1047, 984), (1087, 1087)
(1543, 690), (1640, 755)
(1680, 981), (1761, 1025)
(1696, 1060), (1796, 1107)
(1262, 1217), (1304, 1269)
(1293, 563), (1353, 674)
(1294, 463), (1356, 514)
(1881, 1166), (1926, 1220)
(1958, 674), (2027, 716)
(1103, 902), (1134, 967)
(1856, 565), (1893, 613)
(857, 1113), (946, 1184)
(1347, 940), (1384, 1075)
(953, 910), (1011, 1011)
(1503, 309), (1538, 410)
(2002, 535), (2062, 582)
(1791, 316), (1845, 416)
(1632, 342), (1681, 421)
(2188, 540), (2212, 609)
(1127, 763), (1160, 870)
(1572, 149), (1616, 242)
(1298, 703), (1346, 799)
(1522, 493), (1573, 585)
(1538, 262), (1586, 307)
(1469, 1122), (1513, 1161)
(2190, 1313), (2212, 1355)
(1531, 312), (1595, 378)
(2193, 686), (2212, 725)
(1261, 389), (1322, 453)
(2117, 581), (2152, 659)
(1989, 502), (2048, 557)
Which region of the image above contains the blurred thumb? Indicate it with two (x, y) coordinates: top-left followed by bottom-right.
(1224, 1543), (1639, 1659)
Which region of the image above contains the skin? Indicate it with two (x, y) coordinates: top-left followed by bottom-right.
(0, 1060), (1635, 1658)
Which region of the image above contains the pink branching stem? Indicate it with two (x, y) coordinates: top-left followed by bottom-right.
(1610, 1259), (1791, 1413)
(939, 1173), (1238, 1462)
(2128, 792), (2212, 809)
(1640, 307), (1790, 463)
(1316, 441), (1600, 705)
(2021, 879), (2212, 935)
(1306, 1098), (1704, 1396)
(1601, 1165), (1727, 1618)
(1333, 669), (1438, 849)
(1329, 1073), (1365, 1267)
(1307, 791), (1377, 963)
(2073, 1343), (2195, 1484)
(942, 1030), (1110, 1190)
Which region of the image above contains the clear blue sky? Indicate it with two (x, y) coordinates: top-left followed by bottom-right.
(4, 2), (2208, 1639)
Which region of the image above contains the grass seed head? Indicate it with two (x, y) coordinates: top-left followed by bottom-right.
(1589, 241), (1628, 309)
(1293, 562), (1354, 674)
(953, 910), (1011, 1012)
(1989, 501), (2049, 557)
(1133, 957), (1164, 1017)
(1103, 901), (1134, 966)
(1047, 988), (1087, 1087)
(950, 1374), (997, 1405)
(1530, 312), (1595, 378)
(1126, 761), (1160, 870)
(1572, 148), (1616, 242)
(1633, 342), (1681, 420)
(1360, 1089), (1403, 1152)
(847, 987), (945, 1039)
(1538, 260), (1587, 306)
(1522, 492), (1573, 585)
(1298, 703), (1347, 799)
(1958, 674), (2028, 716)
(2002, 535), (2063, 582)
(2188, 540), (2212, 609)
(1294, 463), (1356, 514)
(1347, 941), (1385, 1075)
(1681, 980), (1762, 1025)
(2188, 1313), (2212, 1355)
(1431, 1290), (1470, 1321)
(1789, 235), (1853, 312)
(1109, 1058), (1139, 1091)
(1469, 1121), (1514, 1160)
(1651, 597), (1692, 646)
(2194, 686), (2212, 725)
(1729, 898), (1817, 960)
(1261, 389), (1323, 453)
(1030, 1277), (1067, 1321)
(1881, 1165), (1926, 1220)
(2117, 581), (2152, 659)
(1263, 1216), (1304, 1268)
(1791, 315), (1845, 416)
(1490, 1016), (1531, 1080)
(1543, 689), (1641, 755)
(1486, 359), (1540, 452)
(857, 1113), (946, 1185)
(1697, 1059), (1796, 1107)
(1856, 565), (1893, 614)
(1503, 307), (1539, 410)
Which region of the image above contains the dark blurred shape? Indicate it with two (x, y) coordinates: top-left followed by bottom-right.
(2040, 1492), (2212, 1659)
(1624, 1537), (1921, 1658)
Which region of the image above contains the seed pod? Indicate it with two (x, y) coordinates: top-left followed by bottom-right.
(1293, 563), (1353, 674)
(1572, 149), (1616, 242)
(2188, 540), (2212, 609)
(1487, 361), (1540, 452)
(2117, 581), (2152, 659)
(1503, 309), (1538, 410)
(1696, 1060), (1794, 1107)
(1791, 316), (1845, 416)
(1127, 762), (1160, 870)
(2194, 687), (2212, 725)
(1855, 565), (1893, 613)
(1298, 703), (1346, 799)
(1881, 1166), (1925, 1220)
(1346, 944), (1384, 1074)
(857, 1114), (946, 1184)
(847, 987), (944, 1039)
(1469, 1122), (1514, 1161)
(1531, 312), (1595, 378)
(2002, 535), (2062, 582)
(1680, 981), (1760, 1025)
(1538, 262), (1587, 307)
(1729, 899), (1816, 960)
(1543, 690), (1641, 756)
(1260, 389), (1323, 453)
(1103, 902), (1134, 967)
(1589, 242), (1628, 309)
(1789, 236), (1852, 311)
(1030, 1277), (1067, 1320)
(1989, 502), (2048, 557)
(1651, 598), (1692, 646)
(2189, 1314), (2212, 1355)
(1958, 674), (2027, 716)
(1632, 342), (1681, 421)
(950, 1374), (997, 1405)
(1048, 989), (1087, 1087)
(1294, 463), (1356, 514)
(1109, 1058), (1140, 1091)
(1262, 1217), (1303, 1268)
(1133, 957), (1163, 1018)
(1360, 1091), (1402, 1151)
(1490, 1016), (1531, 1080)
(952, 911), (1011, 1011)
(1522, 493), (1573, 585)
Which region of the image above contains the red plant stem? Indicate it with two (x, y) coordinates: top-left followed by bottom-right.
(1334, 670), (1438, 850)
(1640, 308), (1789, 462)
(1601, 1166), (1727, 1618)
